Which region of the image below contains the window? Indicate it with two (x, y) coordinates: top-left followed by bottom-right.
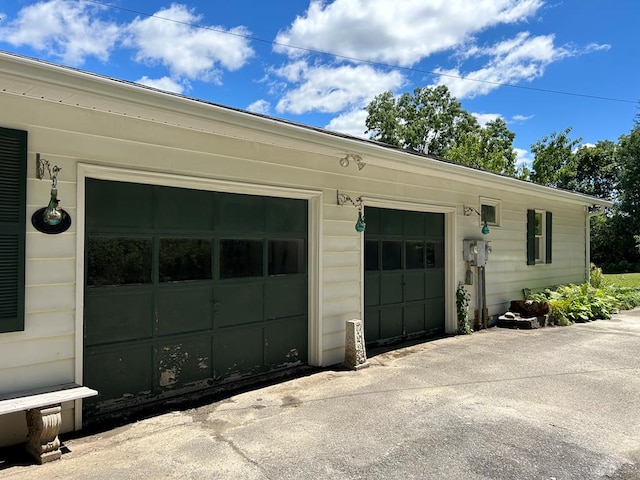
(159, 238), (212, 282)
(527, 209), (552, 265)
(220, 239), (263, 278)
(480, 197), (501, 226)
(87, 237), (153, 286)
(0, 127), (26, 333)
(268, 239), (305, 275)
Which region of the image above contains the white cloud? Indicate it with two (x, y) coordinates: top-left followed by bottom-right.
(573, 142), (596, 153)
(136, 76), (187, 94)
(0, 0), (120, 65)
(514, 147), (534, 167)
(511, 114), (535, 122)
(274, 0), (543, 67)
(125, 4), (254, 82)
(274, 62), (405, 114)
(472, 112), (503, 127)
(432, 32), (610, 98)
(325, 109), (369, 138)
(247, 99), (271, 115)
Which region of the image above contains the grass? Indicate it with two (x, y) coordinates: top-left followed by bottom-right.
(603, 272), (640, 289)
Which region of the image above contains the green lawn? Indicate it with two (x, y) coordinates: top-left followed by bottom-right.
(603, 272), (640, 289)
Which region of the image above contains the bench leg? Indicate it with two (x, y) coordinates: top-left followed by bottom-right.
(25, 405), (62, 464)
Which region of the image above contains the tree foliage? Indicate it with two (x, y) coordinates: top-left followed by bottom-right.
(530, 127), (582, 189)
(365, 85), (517, 175)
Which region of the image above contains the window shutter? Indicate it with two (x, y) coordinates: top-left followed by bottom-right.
(0, 127), (27, 333)
(545, 211), (552, 264)
(526, 209), (535, 265)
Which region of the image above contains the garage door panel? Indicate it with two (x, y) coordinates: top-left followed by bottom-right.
(380, 209), (403, 235)
(156, 337), (212, 389)
(380, 307), (403, 339)
(380, 273), (403, 305)
(215, 193), (265, 233)
(425, 269), (445, 299)
(264, 316), (307, 366)
(266, 197), (307, 234)
(85, 289), (154, 346)
(155, 286), (213, 336)
(214, 326), (264, 379)
(155, 186), (214, 231)
(403, 211), (426, 236)
(405, 304), (426, 334)
(426, 299), (445, 331)
(404, 272), (425, 302)
(86, 179), (154, 229)
(364, 273), (380, 306)
(425, 213), (444, 237)
(364, 309), (380, 343)
(215, 283), (264, 327)
(84, 344), (153, 403)
(265, 277), (306, 319)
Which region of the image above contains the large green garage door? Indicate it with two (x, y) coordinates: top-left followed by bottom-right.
(364, 207), (445, 345)
(83, 179), (308, 418)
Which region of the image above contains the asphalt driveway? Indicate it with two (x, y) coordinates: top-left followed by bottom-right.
(2, 308), (640, 479)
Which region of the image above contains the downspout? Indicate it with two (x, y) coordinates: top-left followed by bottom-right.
(585, 205), (604, 283)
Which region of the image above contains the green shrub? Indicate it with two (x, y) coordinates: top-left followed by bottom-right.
(529, 281), (640, 326)
(590, 263), (604, 288)
(456, 283), (473, 334)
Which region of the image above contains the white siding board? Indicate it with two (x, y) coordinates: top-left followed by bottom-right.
(0, 336), (74, 372)
(323, 298), (361, 318)
(26, 232), (76, 258)
(26, 258), (76, 286)
(25, 284), (75, 313)
(323, 282), (360, 301)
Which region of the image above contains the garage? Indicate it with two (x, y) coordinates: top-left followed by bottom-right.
(83, 178), (308, 418)
(364, 207), (445, 345)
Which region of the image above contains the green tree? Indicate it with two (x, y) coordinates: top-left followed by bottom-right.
(365, 85), (478, 156)
(446, 118), (517, 176)
(365, 85), (517, 175)
(572, 140), (619, 199)
(530, 127), (582, 188)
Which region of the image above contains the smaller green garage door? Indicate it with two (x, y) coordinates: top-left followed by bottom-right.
(83, 179), (308, 419)
(364, 207), (445, 345)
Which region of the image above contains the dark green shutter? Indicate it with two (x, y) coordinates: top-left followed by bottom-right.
(526, 209), (535, 265)
(545, 211), (552, 264)
(0, 127), (27, 333)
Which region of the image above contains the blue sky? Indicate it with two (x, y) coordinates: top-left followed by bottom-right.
(1, 0), (638, 167)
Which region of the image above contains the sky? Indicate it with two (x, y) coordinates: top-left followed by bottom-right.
(0, 0), (639, 168)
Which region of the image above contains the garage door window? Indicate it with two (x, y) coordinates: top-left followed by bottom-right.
(382, 241), (402, 270)
(220, 239), (263, 278)
(87, 237), (152, 286)
(406, 241), (425, 269)
(365, 241), (379, 271)
(159, 238), (212, 282)
(269, 239), (305, 275)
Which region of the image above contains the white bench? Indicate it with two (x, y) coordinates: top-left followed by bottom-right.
(0, 383), (97, 464)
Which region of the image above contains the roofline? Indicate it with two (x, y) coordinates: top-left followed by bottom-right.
(0, 50), (613, 208)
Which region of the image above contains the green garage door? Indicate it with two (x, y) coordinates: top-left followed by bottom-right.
(364, 207), (445, 345)
(83, 179), (307, 419)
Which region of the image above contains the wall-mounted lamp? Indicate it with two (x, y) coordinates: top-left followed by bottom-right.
(339, 154), (366, 170)
(464, 206), (489, 235)
(31, 154), (72, 234)
(337, 192), (366, 232)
